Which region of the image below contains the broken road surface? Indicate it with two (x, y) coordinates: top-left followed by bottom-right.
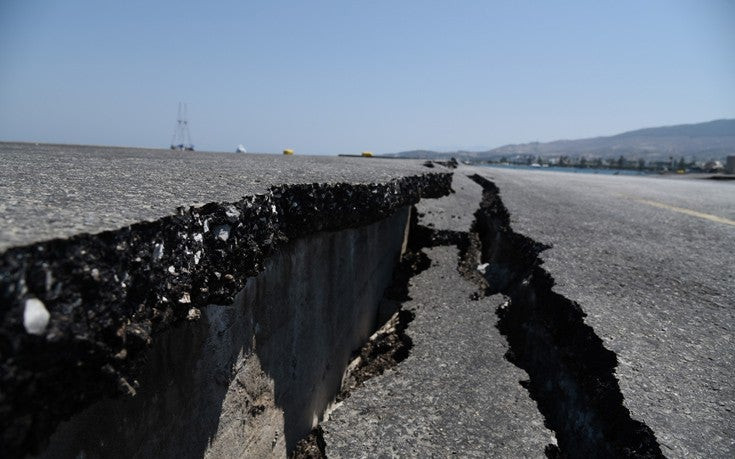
(322, 166), (734, 458)
(323, 172), (556, 457)
(479, 167), (734, 458)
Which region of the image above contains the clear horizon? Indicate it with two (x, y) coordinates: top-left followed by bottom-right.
(1, 1), (733, 155)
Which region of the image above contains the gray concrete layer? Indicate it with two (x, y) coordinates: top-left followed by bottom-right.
(322, 245), (555, 457)
(0, 142), (434, 251)
(40, 207), (410, 458)
(472, 166), (735, 458)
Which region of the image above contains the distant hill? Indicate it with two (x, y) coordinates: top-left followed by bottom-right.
(384, 119), (735, 162)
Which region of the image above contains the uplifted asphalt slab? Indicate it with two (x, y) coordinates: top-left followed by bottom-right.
(472, 166), (735, 458)
(0, 142), (455, 456)
(0, 142), (436, 251)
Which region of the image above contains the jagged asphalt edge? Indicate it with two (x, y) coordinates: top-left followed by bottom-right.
(0, 173), (452, 457)
(467, 173), (664, 458)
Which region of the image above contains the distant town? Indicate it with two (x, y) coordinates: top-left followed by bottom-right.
(481, 154), (731, 174)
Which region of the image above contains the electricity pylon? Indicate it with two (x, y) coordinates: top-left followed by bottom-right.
(170, 102), (194, 151)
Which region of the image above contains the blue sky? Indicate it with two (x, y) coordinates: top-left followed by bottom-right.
(1, 0), (733, 154)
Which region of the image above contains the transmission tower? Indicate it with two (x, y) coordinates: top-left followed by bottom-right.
(170, 102), (194, 151)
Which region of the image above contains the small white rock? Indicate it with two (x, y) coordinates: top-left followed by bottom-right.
(44, 269), (53, 292)
(193, 233), (203, 243)
(214, 224), (231, 242)
(152, 242), (164, 261)
(179, 293), (191, 304)
(225, 205), (240, 219)
(187, 307), (201, 320)
(194, 250), (202, 265)
(477, 263), (489, 274)
(23, 298), (50, 335)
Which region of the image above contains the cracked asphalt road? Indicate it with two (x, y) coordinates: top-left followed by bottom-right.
(3, 142), (732, 457)
(323, 245), (556, 458)
(322, 172), (556, 457)
(472, 166), (734, 458)
(323, 166), (733, 458)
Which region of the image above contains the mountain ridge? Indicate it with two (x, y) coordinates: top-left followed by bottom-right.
(383, 119), (735, 161)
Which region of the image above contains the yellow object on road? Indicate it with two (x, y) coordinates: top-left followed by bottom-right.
(283, 149), (294, 155)
(361, 151), (373, 157)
